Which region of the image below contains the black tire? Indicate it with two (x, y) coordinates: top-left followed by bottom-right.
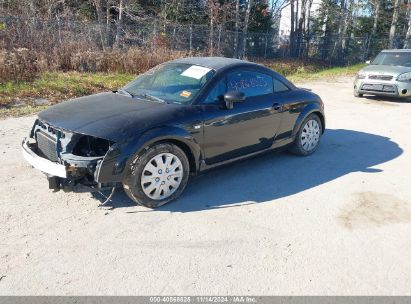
(354, 90), (363, 97)
(123, 143), (190, 208)
(289, 113), (323, 156)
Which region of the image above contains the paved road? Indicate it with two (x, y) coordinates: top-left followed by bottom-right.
(0, 77), (410, 295)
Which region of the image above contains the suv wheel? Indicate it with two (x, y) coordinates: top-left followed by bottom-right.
(123, 143), (190, 208)
(354, 90), (363, 97)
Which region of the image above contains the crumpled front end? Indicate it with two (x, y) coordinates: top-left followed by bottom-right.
(22, 119), (121, 192)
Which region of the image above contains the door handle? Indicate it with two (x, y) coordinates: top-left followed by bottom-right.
(272, 103), (282, 111)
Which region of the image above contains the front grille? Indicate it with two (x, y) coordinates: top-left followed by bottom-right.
(368, 75), (393, 81)
(36, 131), (58, 162)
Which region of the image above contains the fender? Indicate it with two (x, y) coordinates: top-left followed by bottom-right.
(96, 126), (202, 183)
(291, 102), (325, 138)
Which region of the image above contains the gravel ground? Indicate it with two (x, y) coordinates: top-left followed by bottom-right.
(0, 77), (410, 295)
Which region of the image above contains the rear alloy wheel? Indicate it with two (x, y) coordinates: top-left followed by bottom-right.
(123, 143), (190, 208)
(290, 114), (322, 156)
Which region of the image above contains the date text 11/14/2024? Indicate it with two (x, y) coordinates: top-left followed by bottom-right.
(149, 296), (258, 303)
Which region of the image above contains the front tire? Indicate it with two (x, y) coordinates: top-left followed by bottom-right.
(290, 113), (323, 156)
(354, 90), (363, 97)
(123, 143), (190, 208)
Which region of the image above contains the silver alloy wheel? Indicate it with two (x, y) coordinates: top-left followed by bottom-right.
(140, 152), (184, 200)
(300, 119), (321, 152)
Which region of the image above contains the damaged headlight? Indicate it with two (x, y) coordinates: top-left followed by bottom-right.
(356, 73), (366, 79)
(397, 72), (411, 82)
(72, 135), (113, 157)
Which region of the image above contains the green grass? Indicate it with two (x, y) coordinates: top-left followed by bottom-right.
(287, 63), (365, 83)
(0, 72), (134, 117)
(0, 63), (365, 118)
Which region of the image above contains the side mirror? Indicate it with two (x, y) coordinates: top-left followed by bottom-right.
(365, 60), (371, 64)
(224, 91), (245, 109)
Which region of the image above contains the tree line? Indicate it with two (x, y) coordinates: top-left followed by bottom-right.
(1, 0), (411, 60)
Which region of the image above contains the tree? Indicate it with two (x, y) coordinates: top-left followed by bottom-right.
(404, 3), (411, 48)
(241, 0), (253, 58)
(207, 0), (218, 55)
(234, 0), (240, 58)
(370, 0), (381, 40)
(114, 0), (123, 47)
(389, 0), (401, 48)
(290, 0), (295, 56)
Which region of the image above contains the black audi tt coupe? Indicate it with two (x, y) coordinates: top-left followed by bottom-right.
(22, 57), (325, 208)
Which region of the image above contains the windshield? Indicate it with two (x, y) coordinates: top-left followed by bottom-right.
(371, 52), (411, 67)
(123, 63), (215, 104)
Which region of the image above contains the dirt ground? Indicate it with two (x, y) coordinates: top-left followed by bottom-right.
(0, 77), (410, 295)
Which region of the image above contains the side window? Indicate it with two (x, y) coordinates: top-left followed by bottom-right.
(203, 78), (226, 104)
(227, 71), (273, 98)
(273, 78), (290, 93)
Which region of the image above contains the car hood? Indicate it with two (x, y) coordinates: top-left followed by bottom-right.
(361, 65), (411, 76)
(38, 92), (185, 142)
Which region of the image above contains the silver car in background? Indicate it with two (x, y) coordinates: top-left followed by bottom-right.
(354, 49), (411, 99)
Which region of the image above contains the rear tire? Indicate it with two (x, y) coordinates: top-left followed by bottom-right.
(289, 113), (323, 156)
(123, 143), (190, 208)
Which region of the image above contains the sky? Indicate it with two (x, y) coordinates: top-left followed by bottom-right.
(278, 1), (323, 36)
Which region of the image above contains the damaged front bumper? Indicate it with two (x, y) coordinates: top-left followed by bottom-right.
(22, 138), (67, 178)
(21, 137), (120, 192)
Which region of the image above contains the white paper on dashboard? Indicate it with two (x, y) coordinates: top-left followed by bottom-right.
(181, 65), (211, 79)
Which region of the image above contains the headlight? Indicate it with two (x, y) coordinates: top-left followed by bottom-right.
(72, 135), (113, 157)
(397, 72), (411, 82)
(357, 73), (366, 79)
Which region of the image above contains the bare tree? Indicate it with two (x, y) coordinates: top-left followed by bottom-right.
(234, 0), (240, 58)
(89, 0), (107, 50)
(270, 0), (290, 17)
(206, 0), (233, 55)
(404, 3), (411, 48)
(241, 0), (253, 58)
(364, 0), (381, 58)
(114, 0), (124, 47)
(296, 0), (307, 57)
(389, 0), (401, 49)
(333, 0), (346, 60)
(207, 0), (218, 55)
(370, 0), (380, 40)
(106, 0), (112, 38)
(341, 0), (354, 51)
(304, 0), (313, 57)
(331, 0), (354, 61)
(290, 0), (295, 56)
(44, 0), (66, 19)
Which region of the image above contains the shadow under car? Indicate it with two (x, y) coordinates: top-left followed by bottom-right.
(93, 128), (403, 212)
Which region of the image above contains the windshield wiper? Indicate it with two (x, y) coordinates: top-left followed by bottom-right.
(141, 93), (166, 103)
(116, 88), (134, 98)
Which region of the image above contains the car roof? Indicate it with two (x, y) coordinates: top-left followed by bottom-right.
(168, 56), (259, 71)
(381, 49), (411, 53)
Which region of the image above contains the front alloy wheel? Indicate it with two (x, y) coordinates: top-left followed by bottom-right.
(123, 143), (190, 208)
(141, 153), (184, 200)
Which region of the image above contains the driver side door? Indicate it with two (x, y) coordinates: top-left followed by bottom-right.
(200, 70), (284, 164)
